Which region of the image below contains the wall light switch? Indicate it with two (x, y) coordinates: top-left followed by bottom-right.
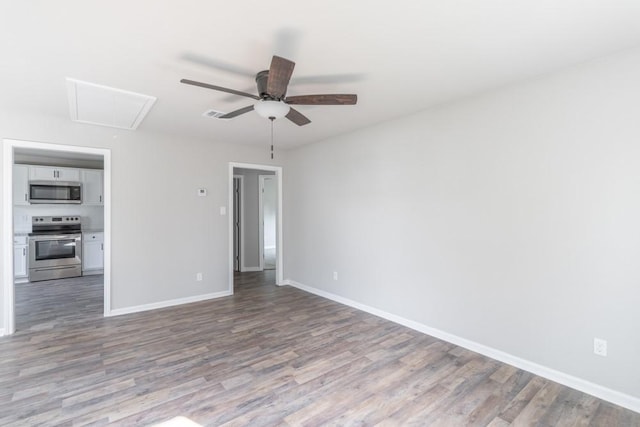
(220, 206), (226, 216)
(198, 188), (207, 197)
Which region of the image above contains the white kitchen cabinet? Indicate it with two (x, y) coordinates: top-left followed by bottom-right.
(29, 166), (80, 182)
(13, 165), (29, 205)
(83, 232), (104, 274)
(81, 169), (103, 205)
(13, 235), (28, 280)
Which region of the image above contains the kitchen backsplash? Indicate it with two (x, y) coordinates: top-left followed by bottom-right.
(14, 205), (104, 234)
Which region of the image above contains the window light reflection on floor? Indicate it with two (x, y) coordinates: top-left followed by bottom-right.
(153, 416), (203, 427)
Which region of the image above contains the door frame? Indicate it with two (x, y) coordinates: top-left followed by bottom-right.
(258, 174), (276, 272)
(2, 138), (112, 335)
(228, 162), (283, 292)
(232, 174), (244, 272)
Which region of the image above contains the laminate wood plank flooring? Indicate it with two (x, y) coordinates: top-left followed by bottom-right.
(1, 272), (638, 426)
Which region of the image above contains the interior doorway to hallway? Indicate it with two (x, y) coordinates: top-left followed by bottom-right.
(228, 162), (282, 292)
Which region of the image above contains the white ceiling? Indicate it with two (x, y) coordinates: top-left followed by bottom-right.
(2, 1), (640, 149)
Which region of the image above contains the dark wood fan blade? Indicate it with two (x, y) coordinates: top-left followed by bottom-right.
(285, 107), (311, 126)
(266, 56), (295, 99)
(180, 53), (255, 77)
(180, 79), (260, 100)
(220, 105), (255, 119)
(285, 94), (357, 105)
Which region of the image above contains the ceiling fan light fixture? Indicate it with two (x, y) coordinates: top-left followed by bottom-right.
(254, 100), (290, 119)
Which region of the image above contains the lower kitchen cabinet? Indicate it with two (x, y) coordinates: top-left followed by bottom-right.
(14, 235), (28, 281)
(83, 232), (104, 275)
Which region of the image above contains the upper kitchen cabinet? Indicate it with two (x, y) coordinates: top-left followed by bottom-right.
(81, 169), (103, 205)
(13, 165), (29, 205)
(29, 166), (80, 182)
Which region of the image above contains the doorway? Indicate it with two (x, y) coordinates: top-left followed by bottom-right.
(228, 162), (283, 292)
(2, 139), (111, 335)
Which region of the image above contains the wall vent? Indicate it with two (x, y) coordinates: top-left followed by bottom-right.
(202, 109), (229, 119)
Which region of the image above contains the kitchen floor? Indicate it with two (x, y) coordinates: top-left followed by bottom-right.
(15, 275), (103, 332)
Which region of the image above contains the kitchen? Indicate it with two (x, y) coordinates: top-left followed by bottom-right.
(12, 148), (104, 330)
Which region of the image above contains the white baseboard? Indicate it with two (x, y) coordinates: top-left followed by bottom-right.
(107, 290), (232, 317)
(282, 279), (640, 414)
(241, 266), (262, 272)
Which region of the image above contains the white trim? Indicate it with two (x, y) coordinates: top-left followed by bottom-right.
(282, 278), (640, 414)
(257, 174), (276, 272)
(2, 141), (14, 334)
(103, 148), (112, 316)
(228, 162), (284, 292)
(2, 139), (112, 332)
(258, 175), (277, 273)
(232, 175), (244, 273)
(241, 266), (262, 272)
(107, 290), (232, 317)
(258, 175), (265, 272)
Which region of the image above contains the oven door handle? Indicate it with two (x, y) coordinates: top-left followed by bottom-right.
(30, 234), (81, 241)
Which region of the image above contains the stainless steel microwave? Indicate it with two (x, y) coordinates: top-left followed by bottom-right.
(29, 181), (82, 204)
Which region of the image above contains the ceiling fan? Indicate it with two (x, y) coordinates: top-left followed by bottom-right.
(180, 55), (357, 126)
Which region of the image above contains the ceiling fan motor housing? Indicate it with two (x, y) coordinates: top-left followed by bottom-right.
(256, 70), (281, 100)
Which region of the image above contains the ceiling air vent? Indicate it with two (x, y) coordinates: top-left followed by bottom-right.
(66, 78), (156, 130)
(202, 109), (229, 119)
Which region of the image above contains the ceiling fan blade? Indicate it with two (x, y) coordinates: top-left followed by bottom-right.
(180, 79), (260, 100)
(286, 94), (357, 105)
(267, 56), (295, 99)
(220, 105), (255, 119)
(285, 107), (311, 126)
(291, 73), (365, 85)
(180, 52), (255, 77)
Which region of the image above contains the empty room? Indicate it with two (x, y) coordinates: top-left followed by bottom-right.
(1, 1), (640, 425)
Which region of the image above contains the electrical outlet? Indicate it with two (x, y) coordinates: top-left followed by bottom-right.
(594, 338), (607, 357)
(196, 273), (203, 282)
(333, 271), (338, 281)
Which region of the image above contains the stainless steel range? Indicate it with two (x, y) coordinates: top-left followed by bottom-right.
(28, 216), (82, 282)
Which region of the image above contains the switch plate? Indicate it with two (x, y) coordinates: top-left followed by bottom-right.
(220, 206), (226, 215)
(196, 273), (203, 281)
(333, 271), (338, 281)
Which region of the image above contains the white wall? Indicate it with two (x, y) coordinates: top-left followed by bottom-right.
(0, 109), (283, 324)
(284, 47), (640, 401)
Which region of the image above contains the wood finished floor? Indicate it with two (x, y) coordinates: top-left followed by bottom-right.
(2, 272), (639, 426)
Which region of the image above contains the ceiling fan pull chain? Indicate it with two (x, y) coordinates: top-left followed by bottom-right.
(270, 117), (275, 159)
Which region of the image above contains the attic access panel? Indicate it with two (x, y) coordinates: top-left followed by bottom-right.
(66, 78), (156, 130)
